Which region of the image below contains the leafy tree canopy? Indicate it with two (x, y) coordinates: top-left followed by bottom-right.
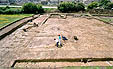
(88, 2), (99, 9)
(99, 0), (111, 7)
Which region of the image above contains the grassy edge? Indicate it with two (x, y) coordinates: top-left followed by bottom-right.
(0, 14), (33, 29)
(92, 17), (113, 26)
(98, 18), (113, 23)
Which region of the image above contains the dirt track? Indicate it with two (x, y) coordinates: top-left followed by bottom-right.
(0, 14), (113, 67)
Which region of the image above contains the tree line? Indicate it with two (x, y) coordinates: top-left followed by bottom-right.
(58, 0), (113, 13)
(0, 0), (113, 14)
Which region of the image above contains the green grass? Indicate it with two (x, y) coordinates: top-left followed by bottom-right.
(99, 17), (113, 23)
(92, 14), (113, 17)
(44, 8), (57, 13)
(0, 14), (33, 28)
(63, 66), (113, 69)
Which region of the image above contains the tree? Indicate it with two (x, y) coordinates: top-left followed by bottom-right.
(87, 2), (99, 9)
(75, 3), (85, 11)
(37, 4), (44, 13)
(22, 3), (38, 14)
(58, 2), (85, 12)
(99, 0), (111, 7)
(58, 2), (76, 12)
(105, 2), (113, 9)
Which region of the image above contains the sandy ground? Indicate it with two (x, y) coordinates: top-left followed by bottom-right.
(0, 14), (113, 67)
(15, 61), (113, 68)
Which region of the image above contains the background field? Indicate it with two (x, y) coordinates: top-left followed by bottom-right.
(0, 14), (33, 28)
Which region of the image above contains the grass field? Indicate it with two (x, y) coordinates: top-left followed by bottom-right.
(0, 14), (33, 28)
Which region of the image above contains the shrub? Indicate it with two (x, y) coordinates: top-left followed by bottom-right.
(13, 9), (22, 14)
(0, 9), (4, 14)
(99, 0), (111, 7)
(0, 6), (22, 14)
(5, 6), (10, 9)
(4, 8), (21, 14)
(58, 2), (76, 12)
(58, 2), (85, 12)
(37, 4), (44, 13)
(4, 9), (13, 14)
(105, 2), (113, 9)
(22, 3), (38, 14)
(0, 7), (6, 11)
(88, 2), (99, 9)
(75, 3), (85, 12)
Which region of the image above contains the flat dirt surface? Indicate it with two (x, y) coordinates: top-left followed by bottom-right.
(15, 61), (113, 68)
(0, 14), (113, 67)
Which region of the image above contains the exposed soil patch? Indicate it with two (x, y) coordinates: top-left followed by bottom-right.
(0, 14), (113, 67)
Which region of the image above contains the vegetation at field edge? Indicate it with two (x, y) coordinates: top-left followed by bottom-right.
(99, 17), (113, 23)
(0, 14), (33, 28)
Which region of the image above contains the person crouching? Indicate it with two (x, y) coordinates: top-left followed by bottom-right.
(54, 38), (59, 47)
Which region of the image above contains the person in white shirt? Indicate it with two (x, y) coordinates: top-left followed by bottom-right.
(54, 38), (59, 47)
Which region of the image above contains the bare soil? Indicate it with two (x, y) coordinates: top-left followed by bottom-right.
(0, 14), (113, 67)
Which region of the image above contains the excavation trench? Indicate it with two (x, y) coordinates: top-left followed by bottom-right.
(11, 58), (113, 67)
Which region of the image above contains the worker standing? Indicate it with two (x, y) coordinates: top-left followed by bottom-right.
(58, 34), (62, 46)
